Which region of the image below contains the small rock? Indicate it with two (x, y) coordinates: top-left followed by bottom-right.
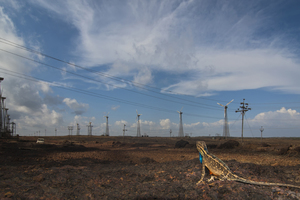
(33, 174), (44, 182)
(4, 191), (13, 198)
(261, 142), (271, 147)
(140, 157), (157, 164)
(217, 140), (239, 149)
(175, 140), (189, 148)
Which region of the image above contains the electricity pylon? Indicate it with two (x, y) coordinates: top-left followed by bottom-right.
(104, 112), (109, 136)
(177, 107), (184, 137)
(123, 124), (127, 137)
(136, 110), (142, 137)
(68, 126), (73, 137)
(76, 123), (80, 136)
(217, 99), (234, 139)
(0, 77), (3, 133)
(87, 122), (93, 136)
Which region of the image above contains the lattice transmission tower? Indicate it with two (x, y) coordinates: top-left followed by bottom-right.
(217, 99), (234, 139)
(104, 113), (109, 136)
(76, 123), (80, 136)
(177, 107), (184, 137)
(136, 110), (142, 137)
(87, 122), (93, 136)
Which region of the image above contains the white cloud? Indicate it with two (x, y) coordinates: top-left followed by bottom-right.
(163, 49), (300, 95)
(141, 120), (155, 126)
(160, 118), (170, 129)
(111, 105), (120, 111)
(73, 115), (95, 126)
(184, 122), (202, 128)
(0, 7), (34, 73)
(0, 5), (49, 113)
(0, 7), (69, 136)
(3, 1), (299, 138)
(133, 67), (153, 85)
(63, 98), (89, 115)
(32, 1), (300, 95)
(115, 120), (128, 126)
(251, 107), (300, 127)
(38, 81), (52, 93)
(15, 104), (63, 128)
(0, 0), (23, 10)
(130, 120), (155, 128)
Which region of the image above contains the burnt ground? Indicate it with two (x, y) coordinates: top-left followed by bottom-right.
(1, 136), (300, 199)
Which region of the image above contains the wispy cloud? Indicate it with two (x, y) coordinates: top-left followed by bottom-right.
(32, 1), (300, 95)
(111, 105), (120, 111)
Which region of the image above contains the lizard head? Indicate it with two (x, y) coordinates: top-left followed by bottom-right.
(196, 141), (208, 155)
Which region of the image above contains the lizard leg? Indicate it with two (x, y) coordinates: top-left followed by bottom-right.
(196, 160), (206, 185)
(207, 170), (219, 182)
(207, 176), (217, 182)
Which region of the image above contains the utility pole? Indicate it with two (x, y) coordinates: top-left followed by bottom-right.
(260, 126), (264, 144)
(68, 126), (73, 138)
(76, 123), (80, 136)
(55, 128), (57, 136)
(87, 122), (93, 136)
(11, 122), (15, 136)
(123, 124), (127, 137)
(0, 77), (3, 135)
(3, 107), (7, 133)
(235, 99), (251, 144)
(6, 114), (10, 134)
(170, 129), (172, 137)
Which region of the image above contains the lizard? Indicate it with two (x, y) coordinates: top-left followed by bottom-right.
(196, 141), (300, 189)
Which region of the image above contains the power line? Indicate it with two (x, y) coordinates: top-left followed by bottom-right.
(244, 114), (254, 137)
(3, 38), (299, 109)
(0, 38), (229, 105)
(0, 67), (222, 119)
(250, 102), (300, 105)
(229, 113), (242, 130)
(0, 48), (223, 110)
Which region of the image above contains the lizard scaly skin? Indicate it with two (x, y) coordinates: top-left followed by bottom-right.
(196, 141), (300, 189)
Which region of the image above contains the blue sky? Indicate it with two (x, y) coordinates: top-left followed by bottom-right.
(1, 0), (300, 137)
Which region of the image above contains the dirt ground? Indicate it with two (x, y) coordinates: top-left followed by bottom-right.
(1, 136), (300, 199)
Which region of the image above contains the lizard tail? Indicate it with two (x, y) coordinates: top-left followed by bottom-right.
(231, 174), (300, 189)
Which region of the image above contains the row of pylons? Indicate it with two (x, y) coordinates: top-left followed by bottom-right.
(0, 77), (16, 137)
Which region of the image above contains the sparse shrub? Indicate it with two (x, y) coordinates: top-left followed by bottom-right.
(217, 140), (239, 149)
(261, 142), (271, 147)
(278, 146), (290, 155)
(294, 146), (300, 152)
(175, 140), (189, 148)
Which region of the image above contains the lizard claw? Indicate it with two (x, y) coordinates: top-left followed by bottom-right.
(207, 176), (216, 182)
(196, 180), (204, 185)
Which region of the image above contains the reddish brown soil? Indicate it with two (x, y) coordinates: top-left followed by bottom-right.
(1, 136), (300, 199)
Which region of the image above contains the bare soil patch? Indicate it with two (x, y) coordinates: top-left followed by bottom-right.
(1, 136), (300, 199)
